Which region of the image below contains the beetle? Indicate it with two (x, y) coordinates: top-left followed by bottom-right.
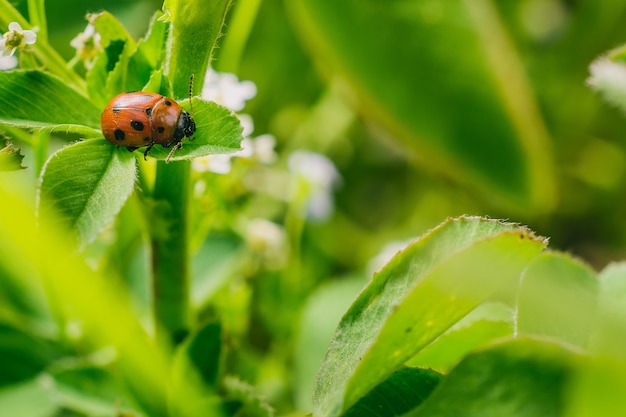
(100, 91), (196, 162)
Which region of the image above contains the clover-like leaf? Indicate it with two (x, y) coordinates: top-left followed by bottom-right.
(38, 139), (136, 249)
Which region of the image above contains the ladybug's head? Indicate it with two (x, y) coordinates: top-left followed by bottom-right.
(174, 110), (196, 142)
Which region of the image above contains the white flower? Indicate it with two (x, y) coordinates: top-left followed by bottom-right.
(288, 150), (341, 221)
(245, 218), (288, 268)
(0, 22), (37, 57)
(201, 68), (257, 111)
(193, 135), (278, 174)
(70, 23), (101, 61)
(0, 55), (17, 70)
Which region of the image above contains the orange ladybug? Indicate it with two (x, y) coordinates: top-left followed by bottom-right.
(100, 92), (196, 162)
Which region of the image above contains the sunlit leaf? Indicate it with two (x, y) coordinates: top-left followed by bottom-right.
(313, 217), (546, 417)
(343, 367), (441, 417)
(0, 71), (100, 129)
(38, 139), (136, 249)
(517, 252), (598, 348)
(405, 338), (581, 417)
(147, 98), (243, 161)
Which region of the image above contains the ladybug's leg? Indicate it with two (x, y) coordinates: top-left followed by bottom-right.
(126, 146), (138, 152)
(165, 142), (183, 163)
(143, 142), (155, 160)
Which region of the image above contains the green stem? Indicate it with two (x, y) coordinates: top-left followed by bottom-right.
(150, 0), (233, 346)
(27, 0), (47, 42)
(151, 160), (191, 345)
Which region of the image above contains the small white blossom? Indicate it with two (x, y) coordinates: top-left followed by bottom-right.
(202, 68), (257, 111)
(0, 22), (36, 56)
(192, 134), (277, 174)
(238, 113), (255, 137)
(245, 218), (288, 268)
(0, 55), (17, 70)
(253, 134), (278, 164)
(70, 23), (101, 62)
(288, 150), (341, 221)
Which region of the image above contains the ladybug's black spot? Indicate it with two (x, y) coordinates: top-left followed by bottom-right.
(157, 126), (165, 134)
(164, 100), (172, 106)
(143, 136), (150, 142)
(114, 129), (125, 141)
(145, 107), (152, 116)
(130, 120), (145, 131)
(112, 107), (121, 114)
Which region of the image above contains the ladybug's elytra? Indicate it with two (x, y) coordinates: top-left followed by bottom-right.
(100, 92), (196, 162)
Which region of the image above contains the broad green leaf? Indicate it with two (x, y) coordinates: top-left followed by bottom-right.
(517, 252), (598, 348)
(407, 303), (513, 373)
(127, 11), (168, 89)
(287, 0), (555, 212)
(343, 367), (441, 417)
(38, 139), (136, 249)
(405, 338), (581, 417)
(147, 98), (243, 161)
(0, 71), (100, 129)
(589, 263), (626, 359)
(313, 217), (547, 417)
(565, 357), (626, 417)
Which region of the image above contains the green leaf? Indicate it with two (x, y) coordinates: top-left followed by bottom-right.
(590, 263), (626, 359)
(405, 338), (581, 417)
(313, 217), (547, 417)
(517, 252), (598, 348)
(173, 322), (222, 389)
(146, 98), (244, 161)
(0, 71), (100, 129)
(0, 323), (57, 386)
(287, 0), (555, 213)
(343, 367), (441, 417)
(129, 11), (168, 79)
(38, 139), (136, 249)
(0, 142), (25, 171)
(407, 303), (513, 373)
(0, 120), (101, 138)
(87, 12), (139, 107)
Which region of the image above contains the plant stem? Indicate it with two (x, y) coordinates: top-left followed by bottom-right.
(150, 0), (233, 346)
(151, 160), (191, 345)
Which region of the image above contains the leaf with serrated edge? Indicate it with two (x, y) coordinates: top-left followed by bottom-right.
(38, 139), (136, 249)
(312, 217), (547, 417)
(146, 98), (243, 161)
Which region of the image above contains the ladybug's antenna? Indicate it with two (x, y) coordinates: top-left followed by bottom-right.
(188, 74), (195, 116)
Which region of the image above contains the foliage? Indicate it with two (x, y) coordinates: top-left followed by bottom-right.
(3, 0), (626, 417)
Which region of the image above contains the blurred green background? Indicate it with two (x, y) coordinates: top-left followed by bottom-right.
(13, 0), (626, 269)
(6, 0), (626, 413)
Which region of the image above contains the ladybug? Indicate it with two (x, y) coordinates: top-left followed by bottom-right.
(100, 92), (196, 162)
